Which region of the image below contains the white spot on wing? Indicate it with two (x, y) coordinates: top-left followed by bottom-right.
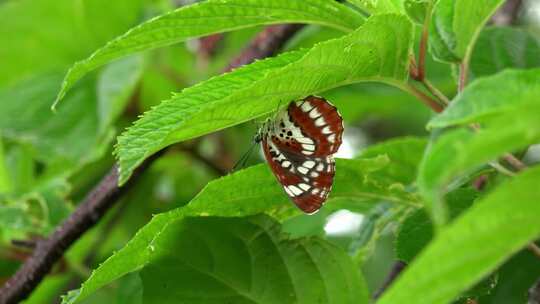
(303, 160), (315, 168)
(322, 126), (332, 134)
(302, 144), (315, 151)
(309, 108), (321, 119)
(282, 161), (291, 168)
(315, 116), (326, 127)
(296, 137), (314, 144)
(303, 150), (314, 155)
(316, 163), (324, 171)
(298, 167), (308, 174)
(310, 172), (319, 178)
(312, 188), (320, 195)
(288, 185), (303, 196)
(284, 187), (294, 197)
(299, 183), (311, 191)
(328, 134), (336, 143)
(301, 102), (314, 112)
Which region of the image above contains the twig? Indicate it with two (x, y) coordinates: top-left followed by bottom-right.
(0, 22), (306, 304)
(491, 0), (523, 25)
(179, 145), (228, 175)
(372, 261), (407, 299)
(503, 153), (527, 171)
(530, 278), (540, 304)
(458, 61), (469, 92)
(223, 24), (304, 72)
(0, 151), (163, 304)
(422, 78), (450, 105)
(528, 243), (540, 259)
(402, 84), (444, 113)
(408, 1), (451, 108)
(409, 1), (433, 82)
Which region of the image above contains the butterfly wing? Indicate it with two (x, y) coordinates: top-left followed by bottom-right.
(261, 96), (343, 213)
(262, 139), (335, 213)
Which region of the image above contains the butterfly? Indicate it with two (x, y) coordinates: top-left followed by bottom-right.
(255, 96), (344, 214)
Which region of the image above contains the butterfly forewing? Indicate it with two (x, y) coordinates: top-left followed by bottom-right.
(260, 96), (343, 213)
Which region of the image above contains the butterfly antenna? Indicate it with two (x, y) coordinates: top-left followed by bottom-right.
(231, 140), (258, 172)
(272, 99), (284, 121)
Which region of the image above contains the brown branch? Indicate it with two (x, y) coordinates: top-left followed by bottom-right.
(0, 151), (163, 304)
(372, 261), (407, 299)
(408, 1), (450, 107)
(0, 22), (305, 304)
(491, 0), (523, 25)
(178, 145), (228, 176)
(530, 278), (540, 304)
(223, 24), (304, 72)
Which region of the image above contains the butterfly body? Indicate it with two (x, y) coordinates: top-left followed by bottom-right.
(257, 96), (343, 213)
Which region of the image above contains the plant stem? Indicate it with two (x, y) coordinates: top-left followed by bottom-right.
(528, 243), (540, 259)
(373, 261), (407, 299)
(402, 84), (444, 113)
(458, 61), (469, 92)
(408, 1), (451, 108)
(422, 78), (450, 105)
(416, 1), (433, 81)
(503, 153), (527, 171)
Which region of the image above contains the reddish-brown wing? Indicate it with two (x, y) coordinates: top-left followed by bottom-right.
(260, 96), (342, 213)
(288, 96), (343, 157)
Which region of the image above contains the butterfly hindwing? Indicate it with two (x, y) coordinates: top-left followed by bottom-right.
(260, 96), (343, 214)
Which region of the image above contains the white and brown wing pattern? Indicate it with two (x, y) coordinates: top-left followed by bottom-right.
(259, 96), (343, 213)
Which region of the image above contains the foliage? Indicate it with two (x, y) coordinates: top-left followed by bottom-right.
(1, 0), (539, 303)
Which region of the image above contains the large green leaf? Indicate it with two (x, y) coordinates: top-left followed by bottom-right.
(0, 138), (9, 193)
(115, 14), (414, 184)
(53, 0), (365, 107)
(395, 188), (478, 263)
(429, 0), (505, 63)
(428, 68), (540, 129)
(140, 215), (369, 304)
(62, 157), (420, 304)
(470, 27), (540, 78)
(359, 136), (427, 185)
(378, 165), (540, 304)
(347, 0), (404, 14)
(418, 69), (540, 223)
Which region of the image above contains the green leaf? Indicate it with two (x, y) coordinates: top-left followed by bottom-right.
(53, 0), (365, 107)
(419, 69), (540, 223)
(0, 137), (10, 193)
(429, 68), (540, 129)
(395, 188), (478, 263)
(359, 136), (427, 185)
(140, 215), (369, 304)
(115, 14), (414, 184)
(403, 0), (431, 24)
(97, 55), (144, 132)
(347, 0), (404, 14)
(378, 165), (540, 304)
(470, 27), (540, 78)
(62, 157), (419, 303)
(0, 73), (114, 170)
(429, 0), (505, 63)
(479, 250), (540, 304)
(418, 113), (540, 224)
